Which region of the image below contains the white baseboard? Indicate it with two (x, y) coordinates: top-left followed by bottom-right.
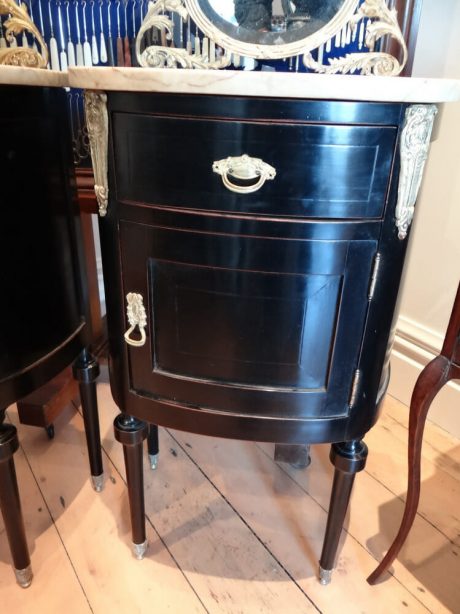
(95, 253), (106, 315)
(92, 214), (106, 316)
(397, 314), (445, 357)
(389, 333), (460, 440)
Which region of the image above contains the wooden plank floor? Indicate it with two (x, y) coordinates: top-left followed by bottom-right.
(1, 366), (459, 613)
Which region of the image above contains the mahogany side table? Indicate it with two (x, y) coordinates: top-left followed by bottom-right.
(368, 281), (460, 584)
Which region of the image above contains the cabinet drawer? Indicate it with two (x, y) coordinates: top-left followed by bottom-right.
(113, 114), (397, 219)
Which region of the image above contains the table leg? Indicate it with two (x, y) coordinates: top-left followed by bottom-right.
(147, 424), (159, 470)
(367, 355), (451, 584)
(0, 423), (32, 588)
(319, 439), (368, 585)
(73, 348), (103, 492)
(114, 414), (149, 559)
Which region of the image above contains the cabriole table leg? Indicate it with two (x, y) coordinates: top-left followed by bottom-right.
(367, 355), (452, 584)
(368, 281), (460, 584)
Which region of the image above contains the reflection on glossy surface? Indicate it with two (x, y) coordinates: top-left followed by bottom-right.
(204, 0), (345, 45)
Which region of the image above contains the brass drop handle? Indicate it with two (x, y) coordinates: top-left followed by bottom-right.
(124, 293), (147, 347)
(213, 154), (276, 194)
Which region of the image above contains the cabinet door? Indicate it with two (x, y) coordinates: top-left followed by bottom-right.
(120, 220), (376, 419)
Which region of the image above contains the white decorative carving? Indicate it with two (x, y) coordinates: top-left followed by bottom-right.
(141, 43), (231, 69)
(304, 0), (407, 76)
(136, 0), (407, 76)
(124, 293), (148, 348)
(396, 104), (438, 240)
(136, 0), (231, 68)
(84, 91), (109, 217)
(213, 154), (276, 194)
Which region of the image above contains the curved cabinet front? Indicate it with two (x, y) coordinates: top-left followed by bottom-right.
(102, 93), (409, 444)
(0, 87), (90, 406)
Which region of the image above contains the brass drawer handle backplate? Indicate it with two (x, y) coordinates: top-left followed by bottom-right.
(213, 154), (276, 194)
(124, 293), (147, 347)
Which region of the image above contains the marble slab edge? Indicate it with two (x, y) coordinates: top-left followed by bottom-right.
(67, 67), (460, 103)
(0, 66), (69, 88)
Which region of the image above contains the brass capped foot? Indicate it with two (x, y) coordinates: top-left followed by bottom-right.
(319, 566), (332, 585)
(132, 539), (148, 560)
(15, 564), (33, 588)
(149, 453), (159, 470)
(91, 473), (104, 492)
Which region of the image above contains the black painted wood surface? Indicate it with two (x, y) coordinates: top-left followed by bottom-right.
(0, 86), (91, 407)
(113, 114), (396, 219)
(121, 221), (376, 419)
(100, 93), (409, 445)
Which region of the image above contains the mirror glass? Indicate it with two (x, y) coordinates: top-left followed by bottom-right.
(200, 0), (347, 46)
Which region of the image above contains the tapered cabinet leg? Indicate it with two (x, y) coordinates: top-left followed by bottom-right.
(72, 348), (103, 492)
(114, 414), (149, 559)
(319, 440), (368, 585)
(0, 424), (32, 588)
(147, 424), (159, 470)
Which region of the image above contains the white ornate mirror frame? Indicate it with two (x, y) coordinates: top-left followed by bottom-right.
(136, 0), (407, 75)
(187, 0), (358, 59)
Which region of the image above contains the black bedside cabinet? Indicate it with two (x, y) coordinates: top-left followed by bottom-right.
(89, 90), (436, 583)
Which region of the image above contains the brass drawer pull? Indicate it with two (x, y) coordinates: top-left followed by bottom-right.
(213, 154), (276, 194)
(124, 293), (147, 347)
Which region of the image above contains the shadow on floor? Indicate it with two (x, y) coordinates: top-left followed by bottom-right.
(367, 447), (460, 612)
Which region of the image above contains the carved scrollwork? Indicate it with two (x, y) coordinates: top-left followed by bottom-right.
(395, 104), (438, 240)
(136, 0), (406, 75)
(303, 0), (407, 76)
(136, 0), (231, 69)
(141, 44), (231, 69)
(84, 91), (109, 217)
(0, 0), (48, 68)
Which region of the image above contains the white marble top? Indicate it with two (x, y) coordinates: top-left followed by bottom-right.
(0, 66), (69, 87)
(1, 65), (459, 103)
(67, 67), (460, 103)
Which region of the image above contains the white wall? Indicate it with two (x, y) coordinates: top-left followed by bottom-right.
(388, 0), (460, 437)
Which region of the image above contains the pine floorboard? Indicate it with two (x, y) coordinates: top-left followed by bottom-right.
(1, 367), (459, 613)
